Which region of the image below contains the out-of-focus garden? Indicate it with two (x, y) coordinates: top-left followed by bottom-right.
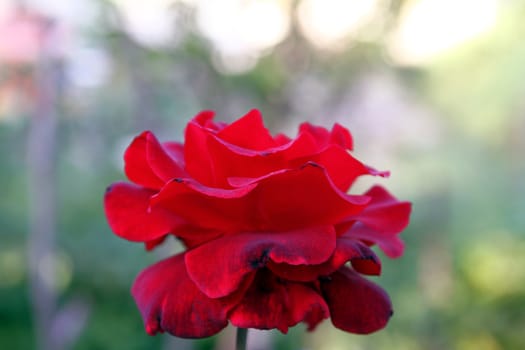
(1, 0), (524, 349)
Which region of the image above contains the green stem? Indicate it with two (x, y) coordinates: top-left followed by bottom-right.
(236, 328), (248, 350)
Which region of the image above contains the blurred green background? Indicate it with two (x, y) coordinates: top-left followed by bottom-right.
(1, 0), (524, 349)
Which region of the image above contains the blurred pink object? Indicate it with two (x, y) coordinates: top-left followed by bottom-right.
(0, 7), (48, 65)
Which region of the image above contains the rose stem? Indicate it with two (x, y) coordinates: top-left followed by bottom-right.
(235, 328), (248, 350)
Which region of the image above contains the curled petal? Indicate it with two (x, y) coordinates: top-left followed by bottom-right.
(346, 223), (405, 258)
(183, 119), (217, 185)
(330, 123), (353, 150)
(342, 185), (411, 258)
(162, 141), (185, 167)
(185, 120), (317, 187)
(192, 110), (225, 131)
(152, 177), (257, 232)
(104, 182), (181, 242)
(321, 267), (393, 334)
(124, 131), (185, 189)
(299, 122), (353, 150)
(131, 253), (248, 338)
(217, 109), (277, 150)
(268, 237), (380, 282)
(152, 164), (370, 232)
(229, 269), (329, 333)
(124, 132), (164, 189)
(185, 226), (336, 298)
(291, 145), (373, 192)
(354, 186), (412, 233)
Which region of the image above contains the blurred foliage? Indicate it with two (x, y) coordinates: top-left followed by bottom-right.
(1, 0), (524, 349)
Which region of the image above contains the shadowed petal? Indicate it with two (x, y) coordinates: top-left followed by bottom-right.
(229, 269), (329, 333)
(321, 267), (393, 334)
(131, 253), (249, 338)
(268, 237), (381, 282)
(185, 226), (336, 298)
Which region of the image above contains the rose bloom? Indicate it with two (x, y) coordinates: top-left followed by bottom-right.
(104, 110), (411, 338)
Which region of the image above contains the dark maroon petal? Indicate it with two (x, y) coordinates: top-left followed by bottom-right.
(268, 237), (380, 281)
(321, 267), (393, 334)
(341, 238), (382, 276)
(104, 182), (181, 242)
(132, 253), (248, 338)
(185, 226), (336, 298)
(229, 269), (329, 333)
(217, 109), (277, 150)
(152, 164), (370, 232)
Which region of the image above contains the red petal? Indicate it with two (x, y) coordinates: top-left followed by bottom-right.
(162, 141), (185, 167)
(132, 253), (247, 338)
(204, 130), (318, 187)
(345, 223), (405, 258)
(354, 186), (412, 233)
(229, 269), (329, 333)
(152, 164), (370, 232)
(145, 134), (186, 182)
(342, 186), (411, 258)
(104, 182), (181, 242)
(173, 225), (224, 249)
(290, 145), (371, 192)
(192, 110), (222, 131)
(299, 122), (354, 150)
(321, 267), (393, 334)
(124, 131), (186, 188)
(268, 237), (380, 281)
(330, 123), (353, 150)
(185, 226), (336, 298)
(217, 109), (277, 150)
(183, 119), (217, 185)
(183, 116), (318, 188)
(273, 133), (291, 145)
(124, 132), (164, 189)
(144, 235), (167, 251)
(152, 177), (256, 232)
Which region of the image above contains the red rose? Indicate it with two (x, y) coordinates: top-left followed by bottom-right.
(104, 110), (411, 337)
